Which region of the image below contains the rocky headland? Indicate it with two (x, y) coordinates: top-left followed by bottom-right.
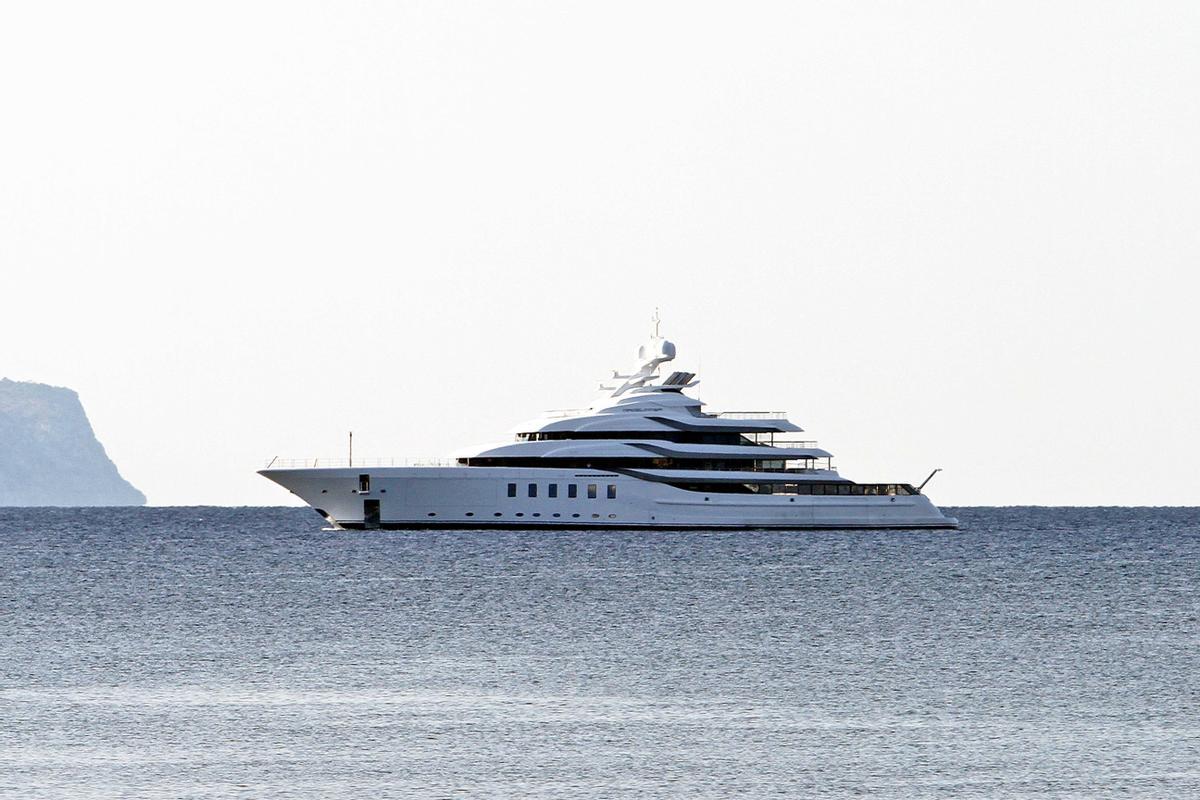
(0, 378), (146, 506)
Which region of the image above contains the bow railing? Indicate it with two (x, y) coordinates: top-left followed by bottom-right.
(263, 457), (457, 469)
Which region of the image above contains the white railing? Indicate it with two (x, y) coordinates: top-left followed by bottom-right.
(264, 457), (457, 469)
(541, 408), (586, 419)
(744, 437), (820, 448)
(750, 461), (836, 473)
(716, 411), (790, 420)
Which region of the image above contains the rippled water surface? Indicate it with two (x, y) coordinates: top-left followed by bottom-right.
(1, 507), (1197, 798)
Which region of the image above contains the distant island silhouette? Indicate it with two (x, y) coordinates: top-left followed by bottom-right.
(0, 378), (145, 506)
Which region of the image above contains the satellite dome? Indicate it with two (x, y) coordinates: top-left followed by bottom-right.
(638, 338), (676, 362)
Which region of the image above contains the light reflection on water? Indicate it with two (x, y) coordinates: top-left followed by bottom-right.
(1, 506), (1198, 798)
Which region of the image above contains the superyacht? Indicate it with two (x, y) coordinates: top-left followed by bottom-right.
(260, 322), (958, 529)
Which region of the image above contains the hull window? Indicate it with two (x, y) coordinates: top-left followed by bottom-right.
(587, 484), (598, 499)
(568, 484), (578, 498)
(507, 483), (517, 497)
(666, 481), (916, 496)
(607, 484), (617, 499)
(528, 483), (538, 498)
(358, 474), (370, 493)
(548, 483), (558, 498)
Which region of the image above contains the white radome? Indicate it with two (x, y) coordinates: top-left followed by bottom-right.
(260, 324), (957, 530)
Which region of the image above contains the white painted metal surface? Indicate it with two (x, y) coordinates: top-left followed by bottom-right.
(260, 325), (957, 529)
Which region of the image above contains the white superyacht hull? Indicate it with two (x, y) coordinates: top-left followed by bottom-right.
(260, 467), (959, 530)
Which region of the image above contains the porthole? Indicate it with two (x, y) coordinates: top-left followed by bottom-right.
(532, 513), (541, 517)
(321, 489), (327, 494)
(494, 512), (502, 517)
(592, 513), (600, 519)
(552, 513), (560, 518)
(608, 514), (616, 519)
(704, 497), (710, 502)
(515, 512), (524, 517)
(789, 498), (794, 503)
(381, 489), (387, 493)
(465, 512), (475, 517)
(572, 513), (580, 518)
(427, 512), (436, 517)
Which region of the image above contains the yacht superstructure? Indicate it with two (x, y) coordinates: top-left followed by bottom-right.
(260, 325), (957, 529)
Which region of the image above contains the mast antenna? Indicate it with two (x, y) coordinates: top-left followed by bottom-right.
(916, 468), (942, 493)
(652, 308), (661, 338)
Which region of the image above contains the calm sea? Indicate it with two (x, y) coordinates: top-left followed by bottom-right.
(1, 507), (1197, 798)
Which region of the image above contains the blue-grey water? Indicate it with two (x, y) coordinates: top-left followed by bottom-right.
(1, 507), (1197, 798)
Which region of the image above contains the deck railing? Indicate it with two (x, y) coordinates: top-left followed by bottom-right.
(768, 462), (835, 473)
(541, 408), (586, 419)
(715, 411), (790, 420)
(264, 457), (457, 469)
(749, 439), (820, 449)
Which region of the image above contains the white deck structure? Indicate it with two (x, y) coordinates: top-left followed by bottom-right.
(261, 322), (957, 530)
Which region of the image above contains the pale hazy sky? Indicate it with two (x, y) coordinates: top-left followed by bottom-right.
(2, 2), (1197, 506)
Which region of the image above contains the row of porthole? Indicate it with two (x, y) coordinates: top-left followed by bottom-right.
(424, 511), (619, 519)
(509, 482), (617, 500)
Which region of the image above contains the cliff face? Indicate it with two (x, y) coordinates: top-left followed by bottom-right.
(0, 379), (146, 506)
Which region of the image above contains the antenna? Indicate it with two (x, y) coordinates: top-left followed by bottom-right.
(349, 431), (353, 468)
(916, 468), (942, 493)
(652, 308), (661, 338)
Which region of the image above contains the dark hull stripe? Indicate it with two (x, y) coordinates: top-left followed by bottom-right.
(333, 520), (959, 531)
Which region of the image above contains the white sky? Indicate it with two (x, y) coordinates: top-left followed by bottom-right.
(2, 1), (1197, 506)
